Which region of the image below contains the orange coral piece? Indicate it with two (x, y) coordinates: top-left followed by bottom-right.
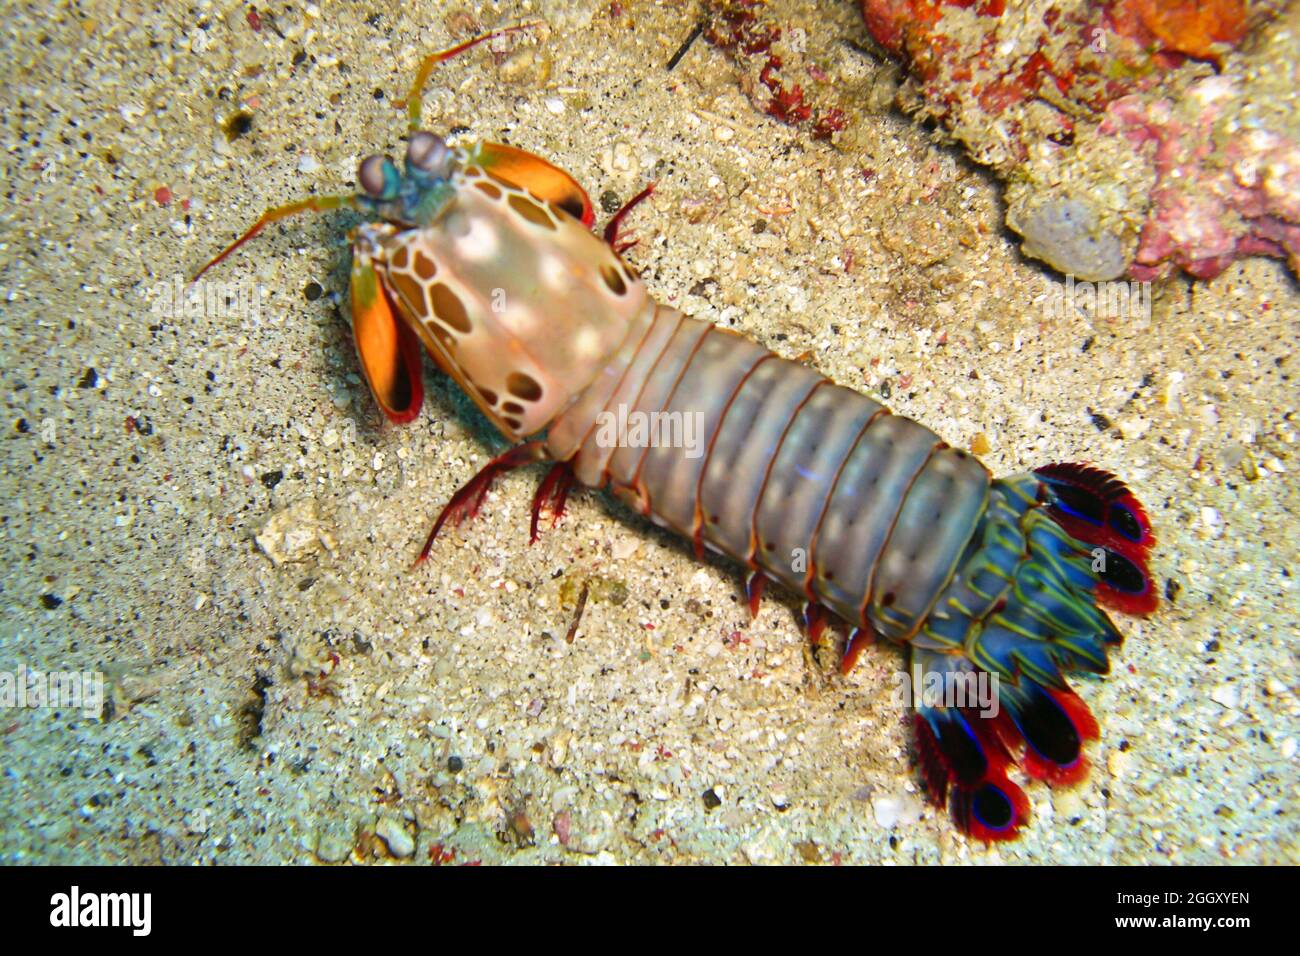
(1132, 0), (1249, 61)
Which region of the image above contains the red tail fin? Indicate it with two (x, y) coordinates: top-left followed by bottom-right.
(1034, 462), (1158, 615)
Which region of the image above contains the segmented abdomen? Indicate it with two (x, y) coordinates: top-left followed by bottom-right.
(547, 307), (992, 644)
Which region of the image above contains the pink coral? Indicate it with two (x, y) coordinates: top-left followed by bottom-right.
(1104, 79), (1300, 279)
(857, 0), (1296, 281)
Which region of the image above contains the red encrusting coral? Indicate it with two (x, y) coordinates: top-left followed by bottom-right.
(704, 1), (852, 142)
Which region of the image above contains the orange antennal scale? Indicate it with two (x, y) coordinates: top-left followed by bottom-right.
(402, 21), (544, 131)
(191, 193), (356, 284)
(471, 141), (597, 227)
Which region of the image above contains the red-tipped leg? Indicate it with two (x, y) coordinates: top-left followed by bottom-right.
(801, 601), (830, 647)
(417, 442), (548, 562)
(743, 570), (768, 619)
(840, 625), (875, 674)
(603, 182), (657, 254)
(530, 462), (575, 544)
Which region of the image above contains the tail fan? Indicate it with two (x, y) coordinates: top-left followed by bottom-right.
(907, 464), (1155, 840)
(910, 650), (1031, 842)
(1033, 462), (1158, 615)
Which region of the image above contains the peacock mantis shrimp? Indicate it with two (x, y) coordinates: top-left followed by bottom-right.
(194, 25), (1157, 840)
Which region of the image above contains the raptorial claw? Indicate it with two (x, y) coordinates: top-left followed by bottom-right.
(471, 141), (596, 227)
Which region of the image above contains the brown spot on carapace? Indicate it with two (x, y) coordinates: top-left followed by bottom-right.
(413, 252), (437, 281)
(391, 245), (410, 270)
(504, 416), (523, 432)
(502, 400), (525, 415)
(427, 322), (455, 352)
(508, 194), (556, 230)
(389, 272), (427, 317)
(505, 371), (543, 402)
(479, 387), (498, 406)
(430, 282), (472, 334)
(474, 180), (503, 201)
(600, 264), (627, 296)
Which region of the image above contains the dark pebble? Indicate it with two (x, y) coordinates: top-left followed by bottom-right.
(224, 111), (253, 141)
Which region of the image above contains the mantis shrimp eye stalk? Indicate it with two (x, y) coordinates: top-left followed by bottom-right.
(191, 22), (542, 285)
(358, 154), (401, 201)
(406, 131), (453, 178)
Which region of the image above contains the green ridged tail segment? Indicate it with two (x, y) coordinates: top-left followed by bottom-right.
(910, 473), (1139, 841)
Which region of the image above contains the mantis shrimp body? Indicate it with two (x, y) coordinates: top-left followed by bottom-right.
(196, 29), (1158, 841)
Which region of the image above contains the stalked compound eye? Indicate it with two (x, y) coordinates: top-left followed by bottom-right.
(406, 131), (452, 177)
(359, 154), (399, 201)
